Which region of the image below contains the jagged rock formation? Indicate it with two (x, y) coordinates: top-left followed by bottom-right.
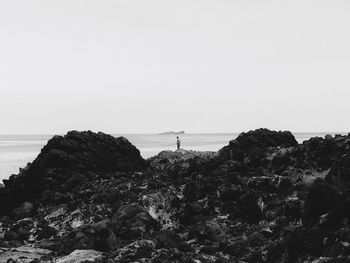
(1, 129), (350, 262)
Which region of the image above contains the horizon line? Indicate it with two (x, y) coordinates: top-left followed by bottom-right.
(0, 131), (349, 136)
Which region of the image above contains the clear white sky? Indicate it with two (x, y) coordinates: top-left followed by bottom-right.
(0, 0), (350, 134)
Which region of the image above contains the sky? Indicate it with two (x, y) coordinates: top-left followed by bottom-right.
(0, 0), (350, 134)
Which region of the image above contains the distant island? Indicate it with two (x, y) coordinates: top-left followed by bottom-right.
(158, 131), (185, 135)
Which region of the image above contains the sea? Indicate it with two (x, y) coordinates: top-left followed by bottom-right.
(0, 132), (347, 181)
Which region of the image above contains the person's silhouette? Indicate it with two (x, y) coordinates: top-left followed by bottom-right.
(176, 136), (181, 150)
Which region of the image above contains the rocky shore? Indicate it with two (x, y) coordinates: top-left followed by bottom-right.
(1, 129), (350, 262)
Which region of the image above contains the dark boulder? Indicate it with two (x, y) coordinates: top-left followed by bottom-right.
(26, 131), (144, 174)
(111, 203), (158, 240)
(279, 226), (329, 262)
(11, 202), (35, 219)
(284, 196), (303, 219)
(300, 136), (340, 169)
(156, 229), (180, 248)
(183, 181), (201, 202)
(278, 177), (293, 191)
(1, 131), (145, 210)
(237, 192), (262, 223)
(326, 153), (350, 190)
(303, 178), (339, 227)
(219, 128), (298, 161)
(183, 177), (221, 203)
(61, 220), (119, 253)
(219, 186), (242, 202)
(247, 176), (275, 192)
(134, 244), (154, 259)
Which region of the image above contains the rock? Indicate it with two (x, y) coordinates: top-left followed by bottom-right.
(278, 177), (293, 191)
(235, 129), (298, 149)
(2, 131), (145, 209)
(203, 218), (230, 242)
(237, 192), (262, 222)
(303, 178), (339, 226)
(220, 186), (242, 202)
(198, 176), (221, 195)
(113, 240), (156, 262)
(134, 243), (153, 259)
(280, 227), (328, 262)
(183, 181), (201, 202)
(7, 218), (34, 241)
(185, 199), (208, 216)
(219, 128), (298, 161)
(112, 203), (158, 240)
(0, 246), (52, 263)
(178, 199), (209, 226)
(284, 196), (303, 219)
(187, 222), (219, 242)
(11, 202), (34, 219)
(65, 173), (87, 190)
(62, 220), (118, 253)
(221, 201), (241, 216)
(296, 136), (341, 170)
(247, 176), (275, 192)
(200, 244), (220, 254)
(55, 249), (104, 263)
(37, 239), (62, 252)
(156, 229), (180, 248)
(279, 230), (302, 263)
(223, 241), (249, 257)
(4, 231), (18, 241)
(326, 153), (350, 190)
(320, 196), (350, 229)
(147, 149), (216, 177)
(325, 134), (333, 141)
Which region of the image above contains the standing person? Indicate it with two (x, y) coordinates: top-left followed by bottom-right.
(176, 136), (181, 150)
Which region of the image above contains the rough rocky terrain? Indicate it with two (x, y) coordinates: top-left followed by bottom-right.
(1, 129), (350, 262)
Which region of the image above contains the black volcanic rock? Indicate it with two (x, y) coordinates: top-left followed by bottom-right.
(326, 152), (350, 190)
(25, 130), (144, 173)
(1, 130), (145, 209)
(303, 178), (339, 227)
(3, 129), (350, 262)
(111, 203), (158, 240)
(234, 128), (297, 149)
(219, 128), (297, 162)
(61, 220), (119, 253)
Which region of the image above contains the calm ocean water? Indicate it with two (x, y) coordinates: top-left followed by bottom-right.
(0, 132), (347, 181)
